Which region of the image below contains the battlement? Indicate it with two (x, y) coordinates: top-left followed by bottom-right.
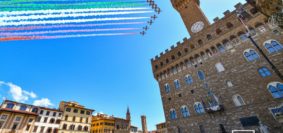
(151, 2), (253, 62)
(171, 0), (200, 11)
(151, 2), (266, 75)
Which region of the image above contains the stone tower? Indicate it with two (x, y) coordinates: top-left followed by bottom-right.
(126, 106), (131, 121)
(171, 0), (210, 36)
(141, 115), (148, 133)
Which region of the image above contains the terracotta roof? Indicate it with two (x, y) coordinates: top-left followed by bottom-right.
(0, 108), (38, 116)
(39, 107), (62, 112)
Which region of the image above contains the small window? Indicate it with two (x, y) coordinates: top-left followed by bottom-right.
(0, 115), (8, 120)
(169, 109), (177, 120)
(32, 108), (38, 113)
(53, 112), (56, 117)
(164, 83), (171, 93)
(66, 108), (71, 112)
(197, 71), (206, 80)
(207, 34), (212, 40)
(81, 110), (85, 114)
(244, 49), (260, 62)
(233, 95), (245, 106)
(19, 105), (27, 111)
(6, 103), (14, 109)
(226, 22), (233, 29)
(15, 117), (21, 122)
(46, 111), (50, 116)
(267, 82), (283, 99)
(264, 40), (283, 53)
(239, 33), (248, 41)
(227, 81), (233, 87)
(174, 79), (181, 89)
(86, 111), (91, 115)
(194, 102), (205, 114)
(217, 44), (225, 53)
(258, 67), (272, 78)
(180, 106), (190, 118)
(73, 109), (78, 113)
(40, 110), (44, 114)
(215, 63), (225, 72)
(184, 75), (193, 85)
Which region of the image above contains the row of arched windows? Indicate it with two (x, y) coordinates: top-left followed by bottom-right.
(62, 124), (88, 131)
(164, 71), (206, 93)
(169, 102), (206, 120)
(156, 38), (282, 82)
(169, 82), (283, 120)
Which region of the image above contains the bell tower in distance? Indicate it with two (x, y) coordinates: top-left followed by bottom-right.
(171, 0), (210, 36)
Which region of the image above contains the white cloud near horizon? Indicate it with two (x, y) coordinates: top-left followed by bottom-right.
(33, 98), (54, 107)
(0, 81), (53, 107)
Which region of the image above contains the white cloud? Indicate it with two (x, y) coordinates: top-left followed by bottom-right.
(33, 98), (54, 107)
(0, 80), (53, 108)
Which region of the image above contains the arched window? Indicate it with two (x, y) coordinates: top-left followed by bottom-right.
(264, 40), (283, 53)
(169, 109), (177, 120)
(207, 34), (212, 40)
(194, 102), (205, 114)
(84, 126), (88, 131)
(6, 103), (14, 109)
(19, 105), (27, 111)
(69, 125), (75, 130)
(65, 115), (68, 121)
(174, 79), (181, 89)
(47, 127), (52, 133)
(180, 106), (190, 118)
(78, 125), (82, 131)
(49, 118), (55, 124)
(216, 44), (225, 53)
(32, 108), (38, 113)
(232, 95), (245, 106)
(62, 124), (67, 130)
(258, 67), (272, 78)
(197, 71), (205, 80)
(56, 119), (61, 124)
(267, 82), (283, 99)
(164, 83), (170, 93)
(198, 40), (203, 46)
(243, 49), (260, 62)
(215, 63), (225, 73)
(226, 22), (234, 29)
(184, 75), (193, 85)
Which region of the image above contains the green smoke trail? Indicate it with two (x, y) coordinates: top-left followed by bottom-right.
(0, 2), (147, 11)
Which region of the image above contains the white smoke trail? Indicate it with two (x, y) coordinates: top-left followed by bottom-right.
(0, 7), (149, 16)
(0, 17), (149, 26)
(34, 32), (137, 40)
(0, 10), (153, 22)
(1, 28), (140, 36)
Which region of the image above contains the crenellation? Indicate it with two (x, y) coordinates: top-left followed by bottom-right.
(213, 17), (220, 22)
(234, 2), (243, 9)
(223, 10), (231, 16)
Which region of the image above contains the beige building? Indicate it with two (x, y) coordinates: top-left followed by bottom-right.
(58, 101), (94, 133)
(0, 100), (38, 133)
(151, 0), (283, 132)
(156, 122), (167, 133)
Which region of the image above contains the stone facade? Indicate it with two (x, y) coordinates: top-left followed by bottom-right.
(156, 122), (167, 133)
(58, 101), (94, 133)
(33, 107), (62, 133)
(151, 0), (283, 133)
(0, 100), (38, 133)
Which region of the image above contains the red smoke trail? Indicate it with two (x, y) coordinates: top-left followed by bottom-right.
(0, 36), (38, 41)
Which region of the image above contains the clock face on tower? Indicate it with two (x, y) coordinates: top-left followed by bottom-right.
(191, 21), (204, 33)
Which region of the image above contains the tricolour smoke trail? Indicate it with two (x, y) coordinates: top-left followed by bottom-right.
(0, 28), (140, 36)
(0, 32), (137, 41)
(0, 10), (153, 22)
(0, 2), (146, 11)
(0, 22), (146, 31)
(0, 17), (150, 26)
(0, 7), (149, 16)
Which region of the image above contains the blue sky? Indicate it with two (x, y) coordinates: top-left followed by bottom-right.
(0, 0), (245, 130)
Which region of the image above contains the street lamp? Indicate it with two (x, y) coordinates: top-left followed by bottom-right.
(236, 7), (283, 80)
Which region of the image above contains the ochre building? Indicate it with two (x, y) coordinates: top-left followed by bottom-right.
(91, 114), (115, 133)
(151, 0), (283, 132)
